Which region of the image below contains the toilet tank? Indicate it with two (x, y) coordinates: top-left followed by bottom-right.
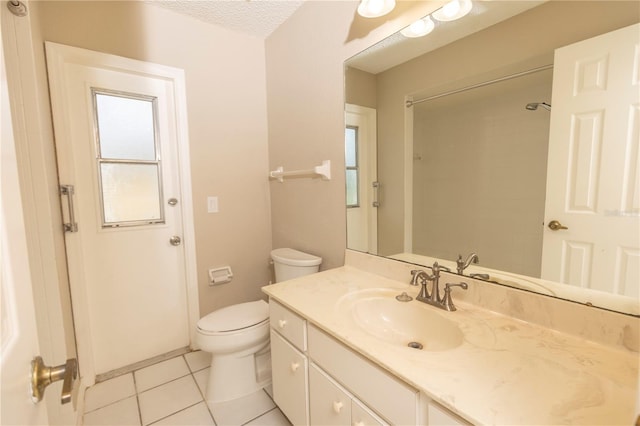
(271, 248), (322, 282)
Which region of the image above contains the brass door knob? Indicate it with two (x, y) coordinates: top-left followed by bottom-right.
(31, 356), (77, 404)
(548, 220), (568, 231)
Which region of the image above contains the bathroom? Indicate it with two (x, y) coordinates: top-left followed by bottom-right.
(1, 0), (638, 425)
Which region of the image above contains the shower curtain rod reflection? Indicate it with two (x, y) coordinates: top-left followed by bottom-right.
(405, 64), (553, 108)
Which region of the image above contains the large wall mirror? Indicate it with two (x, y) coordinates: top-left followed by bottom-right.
(345, 1), (639, 316)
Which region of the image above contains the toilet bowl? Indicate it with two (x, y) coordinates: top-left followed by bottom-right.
(196, 248), (321, 403)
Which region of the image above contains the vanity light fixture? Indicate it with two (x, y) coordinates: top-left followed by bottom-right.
(432, 0), (473, 22)
(357, 0), (396, 18)
(401, 16), (435, 38)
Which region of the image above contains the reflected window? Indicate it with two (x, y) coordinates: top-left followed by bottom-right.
(93, 90), (164, 227)
(345, 126), (359, 207)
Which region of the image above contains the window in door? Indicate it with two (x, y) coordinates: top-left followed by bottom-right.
(345, 125), (360, 208)
(92, 89), (164, 227)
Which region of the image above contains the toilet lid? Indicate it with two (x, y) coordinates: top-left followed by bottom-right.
(197, 300), (269, 333)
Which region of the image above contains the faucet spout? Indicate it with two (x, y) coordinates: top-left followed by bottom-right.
(411, 263), (467, 312)
(457, 253), (479, 274)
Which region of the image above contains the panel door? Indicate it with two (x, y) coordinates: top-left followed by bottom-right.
(542, 24), (640, 297)
(1, 36), (48, 425)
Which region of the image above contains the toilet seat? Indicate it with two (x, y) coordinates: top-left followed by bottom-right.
(197, 300), (269, 335)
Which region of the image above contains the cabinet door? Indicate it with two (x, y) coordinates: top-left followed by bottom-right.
(352, 399), (387, 426)
(309, 364), (352, 426)
(271, 330), (309, 425)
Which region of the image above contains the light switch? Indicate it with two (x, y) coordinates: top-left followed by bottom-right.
(207, 196), (219, 213)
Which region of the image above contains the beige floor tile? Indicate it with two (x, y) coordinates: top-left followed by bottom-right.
(245, 408), (292, 426)
(83, 396), (140, 426)
(138, 376), (203, 425)
(184, 351), (212, 373)
(85, 374), (136, 413)
(208, 389), (275, 426)
(134, 356), (190, 393)
(152, 402), (214, 426)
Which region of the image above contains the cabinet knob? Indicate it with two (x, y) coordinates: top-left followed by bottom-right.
(290, 362), (299, 373)
(333, 401), (344, 413)
(278, 319), (287, 328)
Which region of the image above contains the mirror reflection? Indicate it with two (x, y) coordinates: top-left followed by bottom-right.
(345, 1), (640, 315)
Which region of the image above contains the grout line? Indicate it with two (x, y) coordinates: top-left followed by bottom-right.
(146, 400), (207, 426)
(131, 370), (143, 426)
(189, 360), (217, 426)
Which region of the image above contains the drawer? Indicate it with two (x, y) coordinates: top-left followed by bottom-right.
(309, 364), (351, 425)
(270, 300), (307, 351)
(308, 324), (418, 425)
(270, 330), (309, 426)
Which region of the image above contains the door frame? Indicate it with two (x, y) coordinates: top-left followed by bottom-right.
(1, 3), (77, 424)
(46, 42), (200, 385)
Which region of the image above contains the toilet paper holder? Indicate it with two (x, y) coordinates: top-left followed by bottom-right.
(208, 266), (233, 286)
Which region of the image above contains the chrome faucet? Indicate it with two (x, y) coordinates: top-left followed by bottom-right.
(410, 262), (466, 311)
(457, 253), (479, 274)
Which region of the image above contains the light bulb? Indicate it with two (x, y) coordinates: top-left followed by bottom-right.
(357, 0), (396, 18)
(368, 0), (384, 15)
(401, 16), (435, 38)
(442, 0), (461, 18)
(432, 0), (472, 22)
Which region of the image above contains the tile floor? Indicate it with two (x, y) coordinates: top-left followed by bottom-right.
(82, 351), (291, 426)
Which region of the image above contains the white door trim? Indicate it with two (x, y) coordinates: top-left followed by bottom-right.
(45, 42), (199, 384)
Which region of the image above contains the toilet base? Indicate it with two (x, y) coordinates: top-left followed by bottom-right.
(205, 344), (272, 403)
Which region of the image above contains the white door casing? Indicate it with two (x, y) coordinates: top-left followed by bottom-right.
(46, 42), (199, 382)
(542, 23), (640, 298)
(345, 104), (378, 254)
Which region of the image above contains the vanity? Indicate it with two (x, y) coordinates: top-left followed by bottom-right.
(263, 250), (639, 425)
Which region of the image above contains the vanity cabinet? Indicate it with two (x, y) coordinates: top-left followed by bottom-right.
(269, 300), (467, 426)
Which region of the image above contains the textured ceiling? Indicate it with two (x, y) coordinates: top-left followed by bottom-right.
(147, 0), (305, 38)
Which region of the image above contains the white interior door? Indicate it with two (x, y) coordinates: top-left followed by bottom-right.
(46, 42), (198, 381)
(1, 35), (48, 425)
(542, 24), (640, 298)
(346, 104), (378, 254)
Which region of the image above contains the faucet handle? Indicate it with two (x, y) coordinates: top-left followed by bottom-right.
(439, 265), (452, 272)
(442, 282), (469, 311)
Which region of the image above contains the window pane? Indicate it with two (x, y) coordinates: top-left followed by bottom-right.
(100, 163), (162, 225)
(346, 169), (359, 207)
(95, 93), (156, 160)
(345, 127), (357, 167)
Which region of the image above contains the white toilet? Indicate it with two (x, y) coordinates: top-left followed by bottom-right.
(195, 248), (322, 402)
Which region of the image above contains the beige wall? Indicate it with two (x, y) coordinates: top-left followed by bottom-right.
(345, 67), (377, 108)
(373, 1), (640, 256)
(30, 1), (272, 316)
(265, 1), (439, 270)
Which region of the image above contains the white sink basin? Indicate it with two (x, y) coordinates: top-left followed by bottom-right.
(337, 289), (463, 351)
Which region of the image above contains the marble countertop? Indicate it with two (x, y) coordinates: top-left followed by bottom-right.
(262, 265), (639, 425)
